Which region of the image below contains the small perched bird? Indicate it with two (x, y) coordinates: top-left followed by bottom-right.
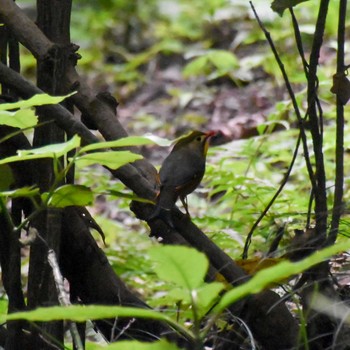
(149, 130), (216, 227)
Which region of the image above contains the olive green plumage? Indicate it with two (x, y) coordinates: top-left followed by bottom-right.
(149, 130), (215, 227)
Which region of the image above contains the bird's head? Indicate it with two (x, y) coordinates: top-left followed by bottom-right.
(173, 130), (216, 155)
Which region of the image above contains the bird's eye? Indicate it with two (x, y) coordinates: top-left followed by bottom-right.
(196, 136), (202, 142)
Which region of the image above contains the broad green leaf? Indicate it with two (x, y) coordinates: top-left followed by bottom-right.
(81, 136), (156, 152)
(196, 282), (224, 315)
(0, 109), (38, 128)
(149, 246), (208, 290)
(46, 185), (93, 207)
(5, 305), (163, 323)
(19, 134), (81, 157)
(0, 92), (76, 111)
(207, 50), (239, 73)
(166, 282), (224, 314)
(74, 151), (142, 169)
(4, 305), (191, 340)
(271, 0), (309, 16)
(87, 339), (179, 350)
(183, 56), (208, 78)
(0, 186), (39, 198)
(183, 50), (238, 78)
(0, 136), (80, 165)
(0, 153), (57, 165)
(0, 299), (8, 316)
(215, 240), (350, 314)
(81, 134), (172, 152)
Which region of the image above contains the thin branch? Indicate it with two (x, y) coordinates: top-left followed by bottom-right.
(0, 0), (52, 58)
(244, 2), (314, 258)
(249, 2), (315, 189)
(289, 8), (309, 76)
(306, 0), (330, 241)
(0, 63), (156, 200)
(243, 131), (301, 259)
(328, 0), (347, 245)
(47, 249), (83, 350)
(289, 8), (324, 228)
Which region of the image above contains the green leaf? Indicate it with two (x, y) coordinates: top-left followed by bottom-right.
(0, 135), (81, 165)
(4, 304), (192, 341)
(87, 339), (179, 350)
(0, 186), (39, 198)
(0, 299), (8, 314)
(46, 185), (93, 208)
(196, 282), (224, 315)
(271, 0), (309, 16)
(215, 240), (350, 314)
(5, 305), (163, 323)
(149, 246), (208, 290)
(0, 299), (8, 322)
(0, 109), (38, 128)
(20, 134), (81, 157)
(74, 151), (143, 169)
(81, 136), (156, 152)
(81, 134), (172, 152)
(207, 50), (239, 73)
(0, 92), (76, 111)
(167, 282), (224, 315)
(183, 56), (209, 78)
(183, 50), (238, 79)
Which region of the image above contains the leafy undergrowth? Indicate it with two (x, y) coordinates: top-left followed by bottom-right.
(8, 0), (350, 347)
(63, 0), (350, 306)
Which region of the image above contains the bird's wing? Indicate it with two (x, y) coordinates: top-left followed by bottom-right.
(159, 150), (205, 188)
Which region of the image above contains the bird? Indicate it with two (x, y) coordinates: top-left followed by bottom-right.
(149, 130), (216, 227)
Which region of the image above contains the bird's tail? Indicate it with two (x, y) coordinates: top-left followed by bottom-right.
(147, 188), (177, 228)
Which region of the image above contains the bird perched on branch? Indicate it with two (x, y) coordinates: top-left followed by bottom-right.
(149, 130), (216, 228)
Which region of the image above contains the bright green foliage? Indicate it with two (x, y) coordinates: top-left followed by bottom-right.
(0, 299), (8, 316)
(81, 136), (158, 152)
(73, 151), (142, 169)
(183, 49), (239, 81)
(45, 184), (93, 208)
(0, 186), (39, 199)
(86, 339), (180, 350)
(4, 305), (166, 323)
(0, 92), (74, 129)
(0, 93), (75, 111)
(216, 240), (350, 313)
(0, 109), (38, 129)
(150, 246), (225, 320)
(0, 107), (159, 215)
(0, 135), (81, 165)
(3, 242), (350, 345)
(150, 246), (209, 289)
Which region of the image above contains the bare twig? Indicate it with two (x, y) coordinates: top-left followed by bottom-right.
(306, 0), (330, 242)
(244, 2), (313, 258)
(289, 8), (309, 76)
(328, 0), (347, 245)
(289, 8), (324, 228)
(243, 131), (301, 259)
(47, 249), (84, 350)
(0, 0), (52, 58)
